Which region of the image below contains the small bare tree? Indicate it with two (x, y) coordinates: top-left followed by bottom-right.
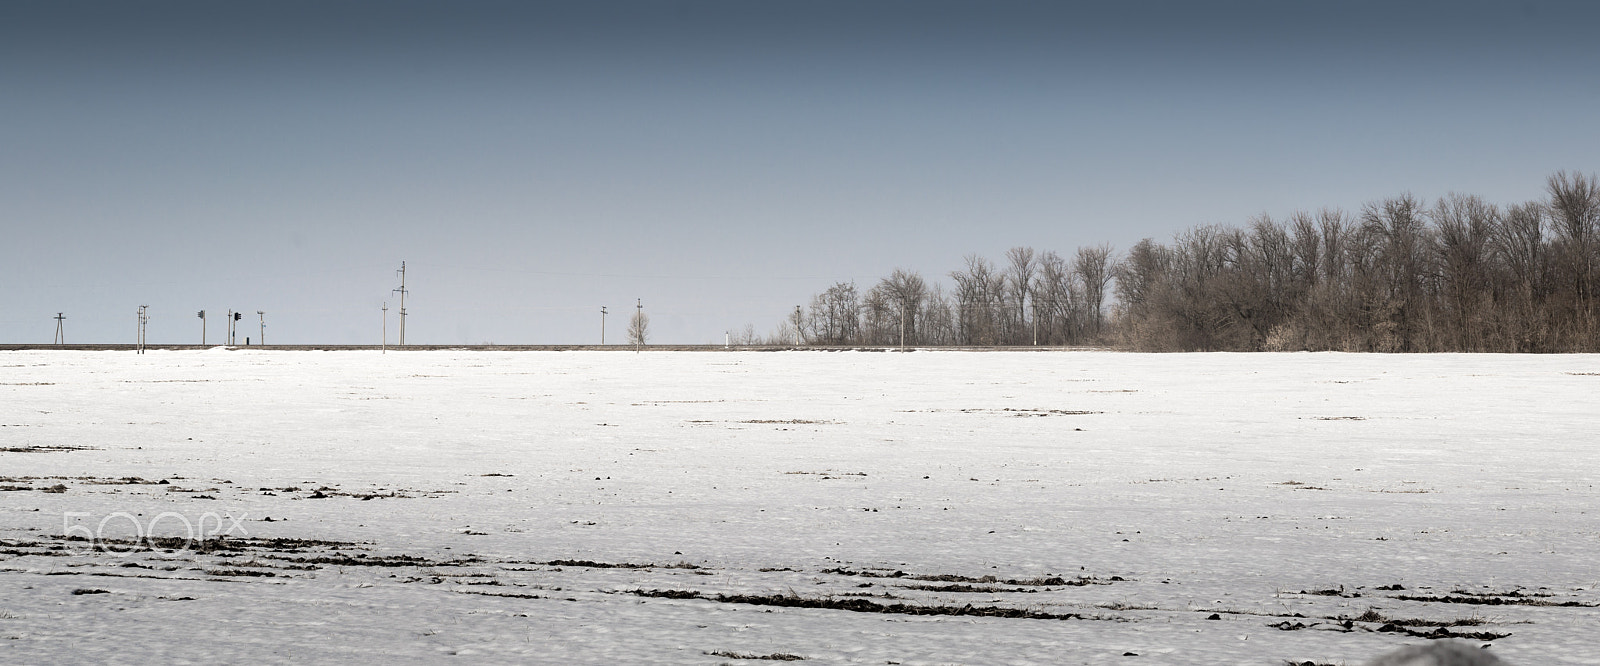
(628, 309), (650, 347)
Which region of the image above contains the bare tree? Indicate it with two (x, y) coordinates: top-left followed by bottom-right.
(1361, 194), (1431, 351)
(1547, 170), (1600, 337)
(1005, 247), (1036, 344)
(920, 284), (956, 345)
(856, 287), (885, 344)
(1072, 244), (1113, 338)
(1491, 202), (1548, 350)
(950, 255), (1006, 345)
(1433, 193), (1496, 350)
(806, 282), (860, 345)
(1032, 250), (1077, 344)
(738, 323), (759, 345)
(627, 309), (650, 347)
(871, 269), (928, 346)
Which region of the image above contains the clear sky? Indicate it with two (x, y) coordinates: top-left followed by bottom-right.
(4, 1), (1598, 345)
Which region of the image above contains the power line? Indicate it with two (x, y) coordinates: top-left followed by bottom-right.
(401, 260), (870, 282)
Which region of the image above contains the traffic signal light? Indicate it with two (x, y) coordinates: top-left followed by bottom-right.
(234, 312), (242, 321)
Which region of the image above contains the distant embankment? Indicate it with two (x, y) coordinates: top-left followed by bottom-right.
(0, 344), (1108, 352)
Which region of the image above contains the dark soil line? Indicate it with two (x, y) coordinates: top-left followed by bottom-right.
(1198, 608), (1311, 620)
(1394, 594), (1598, 607)
(1337, 609), (1486, 628)
(1268, 620), (1510, 641)
(821, 567), (1109, 587)
(629, 589), (1089, 620)
(705, 650), (805, 661)
(0, 548), (69, 557)
(1376, 624), (1511, 641)
(543, 559), (698, 570)
(86, 572), (208, 581)
(262, 553), (468, 568)
(459, 590), (545, 600)
(897, 584), (1039, 593)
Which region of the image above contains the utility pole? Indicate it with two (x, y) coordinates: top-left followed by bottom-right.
(382, 302), (388, 354)
(393, 261), (408, 346)
(136, 306), (149, 354)
(54, 313), (65, 345)
(899, 305), (906, 351)
(794, 305), (803, 346)
(635, 298), (642, 353)
(600, 306), (607, 345)
(257, 311), (265, 346)
(198, 310), (206, 345)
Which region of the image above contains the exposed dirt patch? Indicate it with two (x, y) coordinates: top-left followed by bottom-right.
(784, 471), (867, 478)
(1294, 586), (1360, 598)
(1335, 608), (1484, 628)
(1374, 624), (1511, 640)
(706, 651), (805, 661)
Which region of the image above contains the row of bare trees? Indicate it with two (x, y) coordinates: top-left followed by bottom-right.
(1114, 172), (1600, 352)
(775, 172), (1599, 352)
(789, 245), (1115, 347)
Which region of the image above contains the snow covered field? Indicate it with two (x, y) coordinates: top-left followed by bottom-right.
(1, 350), (1597, 665)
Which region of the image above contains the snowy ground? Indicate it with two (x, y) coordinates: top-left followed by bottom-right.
(1, 350), (1597, 665)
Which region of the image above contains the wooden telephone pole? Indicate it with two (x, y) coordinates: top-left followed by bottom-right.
(136, 306), (149, 354)
(393, 261), (408, 346)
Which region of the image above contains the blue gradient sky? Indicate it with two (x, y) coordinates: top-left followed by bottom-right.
(4, 1), (1598, 344)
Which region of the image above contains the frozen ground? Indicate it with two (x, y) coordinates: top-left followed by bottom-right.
(1, 350), (1597, 665)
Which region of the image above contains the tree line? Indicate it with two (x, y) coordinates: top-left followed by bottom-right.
(772, 171), (1600, 352)
(770, 245), (1114, 347)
